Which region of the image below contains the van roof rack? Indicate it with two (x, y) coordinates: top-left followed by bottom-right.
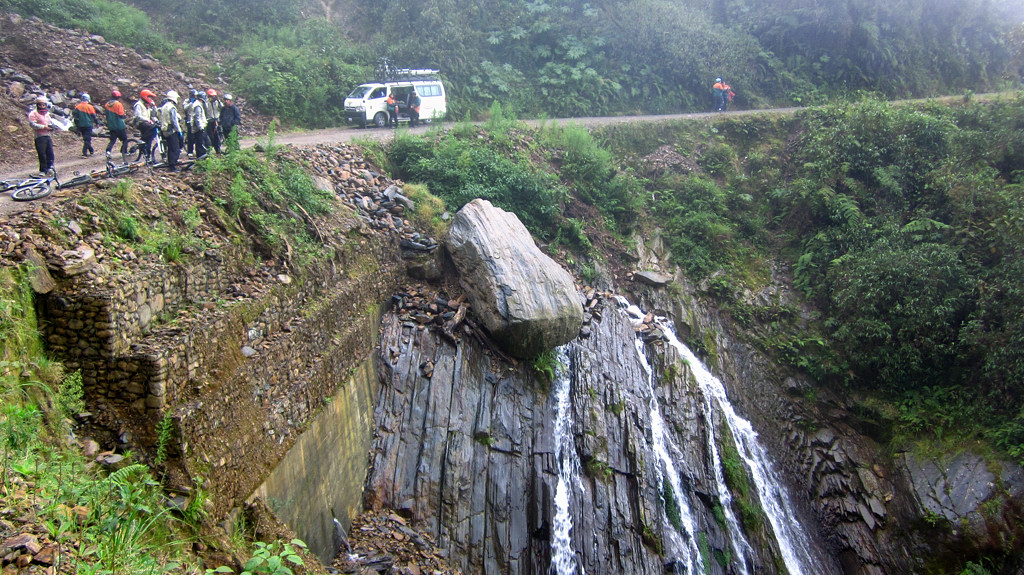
(375, 58), (440, 82)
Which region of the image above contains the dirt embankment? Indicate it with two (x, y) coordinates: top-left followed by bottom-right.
(0, 12), (271, 174)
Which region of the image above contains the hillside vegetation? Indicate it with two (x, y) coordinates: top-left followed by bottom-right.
(3, 0), (1023, 127)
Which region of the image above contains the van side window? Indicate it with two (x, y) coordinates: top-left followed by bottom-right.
(418, 84), (441, 97)
(370, 87), (386, 99)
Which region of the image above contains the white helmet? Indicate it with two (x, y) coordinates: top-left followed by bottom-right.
(35, 95), (49, 104)
(166, 90), (180, 104)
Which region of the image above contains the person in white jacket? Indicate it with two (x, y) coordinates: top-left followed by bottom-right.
(156, 90), (183, 171)
(188, 91), (210, 159)
(133, 89), (159, 163)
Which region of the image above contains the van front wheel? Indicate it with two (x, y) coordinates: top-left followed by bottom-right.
(373, 112), (389, 128)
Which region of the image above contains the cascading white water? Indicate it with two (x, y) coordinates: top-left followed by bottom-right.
(550, 346), (586, 575)
(657, 319), (817, 575)
(617, 299), (702, 574)
(697, 386), (754, 575)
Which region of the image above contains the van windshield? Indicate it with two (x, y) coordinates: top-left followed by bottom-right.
(347, 86), (372, 99)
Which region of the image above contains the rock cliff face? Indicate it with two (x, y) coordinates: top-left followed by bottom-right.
(364, 292), (832, 574)
(446, 199), (583, 359)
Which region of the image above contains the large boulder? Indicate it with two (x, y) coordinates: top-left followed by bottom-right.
(446, 199), (583, 358)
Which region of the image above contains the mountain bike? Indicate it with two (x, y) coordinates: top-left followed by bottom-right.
(125, 126), (166, 165)
(58, 159), (145, 189)
(0, 168), (59, 201)
(58, 164), (113, 190)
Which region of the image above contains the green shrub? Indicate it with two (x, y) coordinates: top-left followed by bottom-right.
(387, 133), (563, 237)
(226, 20), (370, 128)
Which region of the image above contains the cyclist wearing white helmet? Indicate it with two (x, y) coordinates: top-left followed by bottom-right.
(73, 93), (100, 157)
(27, 95), (55, 174)
(157, 90), (183, 171)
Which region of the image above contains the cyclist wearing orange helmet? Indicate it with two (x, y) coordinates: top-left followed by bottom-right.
(204, 89), (224, 154)
(104, 89), (128, 162)
(133, 89), (159, 162)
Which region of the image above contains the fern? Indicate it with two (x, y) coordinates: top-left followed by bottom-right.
(831, 194), (863, 225)
(901, 218), (951, 234)
(105, 463), (150, 486)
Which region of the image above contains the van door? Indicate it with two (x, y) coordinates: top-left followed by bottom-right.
(414, 82), (446, 122)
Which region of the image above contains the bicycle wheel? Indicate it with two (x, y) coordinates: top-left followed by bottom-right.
(126, 139), (145, 162)
(11, 182), (53, 201)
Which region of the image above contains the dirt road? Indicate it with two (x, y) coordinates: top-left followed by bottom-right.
(0, 92), (1003, 218)
(1, 110), (773, 218)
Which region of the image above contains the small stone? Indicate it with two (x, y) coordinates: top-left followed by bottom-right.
(96, 453), (124, 466)
(81, 439), (100, 458)
(277, 274), (291, 284)
(0, 533), (41, 556)
(33, 544), (58, 565)
(241, 346), (257, 358)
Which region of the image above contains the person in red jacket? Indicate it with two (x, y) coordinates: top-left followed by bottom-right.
(104, 89), (128, 162)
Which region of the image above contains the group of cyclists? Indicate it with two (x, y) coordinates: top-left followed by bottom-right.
(28, 87), (242, 175)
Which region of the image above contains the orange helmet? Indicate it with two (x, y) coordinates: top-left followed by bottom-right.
(206, 89), (218, 97)
(139, 89), (156, 103)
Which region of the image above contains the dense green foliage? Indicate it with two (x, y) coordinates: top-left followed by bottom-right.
(221, 21), (371, 127)
(351, 0), (1022, 118)
(621, 95), (1024, 467)
(0, 268), (196, 572)
(381, 115), (645, 245)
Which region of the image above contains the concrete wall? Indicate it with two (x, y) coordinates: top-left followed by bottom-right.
(252, 355), (379, 563)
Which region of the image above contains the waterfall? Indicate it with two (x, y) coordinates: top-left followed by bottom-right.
(697, 384), (754, 575)
(657, 319), (817, 575)
(617, 299), (702, 574)
(550, 346), (586, 575)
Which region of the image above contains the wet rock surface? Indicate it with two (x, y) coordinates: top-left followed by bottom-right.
(366, 288), (810, 574)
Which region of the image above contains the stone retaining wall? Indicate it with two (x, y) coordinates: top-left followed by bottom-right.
(39, 225), (404, 518)
(174, 237), (402, 517)
(41, 246), (248, 418)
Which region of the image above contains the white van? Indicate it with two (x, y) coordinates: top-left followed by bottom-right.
(344, 72), (447, 128)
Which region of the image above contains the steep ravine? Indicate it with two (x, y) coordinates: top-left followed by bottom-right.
(362, 289), (844, 574)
